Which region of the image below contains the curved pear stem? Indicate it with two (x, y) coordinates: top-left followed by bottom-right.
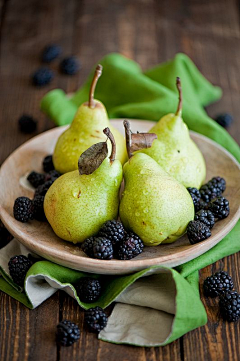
(103, 127), (116, 162)
(175, 77), (182, 116)
(88, 64), (103, 108)
(123, 119), (132, 158)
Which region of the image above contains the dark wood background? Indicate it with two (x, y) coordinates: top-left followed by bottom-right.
(0, 0), (239, 360)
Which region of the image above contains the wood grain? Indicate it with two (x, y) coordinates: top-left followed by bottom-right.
(0, 0), (239, 360)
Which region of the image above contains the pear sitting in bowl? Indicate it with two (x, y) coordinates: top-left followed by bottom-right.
(140, 78), (206, 189)
(53, 65), (127, 174)
(44, 128), (123, 243)
(119, 120), (194, 246)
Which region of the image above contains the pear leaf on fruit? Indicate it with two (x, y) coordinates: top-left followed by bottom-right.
(44, 128), (123, 244)
(119, 120), (194, 246)
(53, 64), (127, 174)
(139, 77), (206, 189)
(78, 142), (108, 175)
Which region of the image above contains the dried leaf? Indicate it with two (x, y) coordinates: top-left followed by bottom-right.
(78, 142), (108, 175)
(131, 133), (157, 153)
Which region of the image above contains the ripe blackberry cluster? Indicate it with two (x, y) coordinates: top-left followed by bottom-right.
(75, 277), (101, 303)
(81, 220), (144, 260)
(42, 44), (62, 63)
(56, 320), (80, 347)
(203, 271), (239, 323)
(13, 154), (59, 224)
(18, 114), (38, 134)
(60, 56), (80, 75)
(8, 255), (33, 286)
(186, 176), (229, 245)
(203, 271), (234, 297)
(32, 67), (54, 86)
(85, 307), (108, 332)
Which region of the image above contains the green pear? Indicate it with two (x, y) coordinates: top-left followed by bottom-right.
(53, 65), (127, 174)
(141, 78), (206, 189)
(119, 120), (194, 246)
(44, 128), (123, 243)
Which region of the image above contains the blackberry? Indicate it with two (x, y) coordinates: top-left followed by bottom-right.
(32, 67), (54, 86)
(27, 171), (45, 188)
(45, 170), (61, 182)
(60, 56), (80, 75)
(42, 44), (62, 63)
(93, 238), (113, 260)
(0, 220), (13, 248)
(207, 196), (230, 220)
(43, 155), (54, 172)
(117, 232), (144, 260)
(13, 197), (34, 222)
(219, 291), (240, 322)
(8, 255), (33, 286)
(200, 182), (221, 203)
(215, 113), (233, 128)
(18, 114), (37, 134)
(81, 237), (95, 258)
(187, 187), (201, 211)
(187, 221), (211, 245)
(196, 199), (208, 212)
(35, 180), (54, 197)
(203, 271), (234, 297)
(85, 307), (108, 332)
(194, 209), (215, 229)
(33, 195), (46, 221)
(75, 277), (101, 303)
(56, 320), (80, 346)
(98, 220), (125, 247)
(210, 176), (226, 194)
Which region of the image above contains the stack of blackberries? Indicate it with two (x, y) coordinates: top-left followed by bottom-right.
(203, 271), (240, 323)
(13, 154), (60, 223)
(186, 176), (229, 244)
(81, 220), (144, 261)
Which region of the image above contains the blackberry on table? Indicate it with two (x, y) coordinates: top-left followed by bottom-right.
(13, 197), (34, 223)
(56, 320), (80, 346)
(203, 271), (234, 297)
(8, 255), (33, 286)
(35, 180), (54, 197)
(0, 220), (13, 248)
(207, 196), (230, 220)
(98, 220), (125, 247)
(42, 44), (62, 63)
(194, 209), (215, 229)
(187, 220), (211, 245)
(219, 291), (240, 322)
(32, 67), (54, 86)
(27, 171), (45, 188)
(81, 237), (95, 258)
(85, 307), (108, 332)
(200, 182), (222, 203)
(43, 155), (54, 172)
(33, 195), (46, 221)
(196, 199), (208, 212)
(187, 187), (201, 211)
(60, 56), (80, 75)
(215, 113), (233, 128)
(75, 277), (101, 303)
(117, 232), (144, 260)
(18, 115), (37, 134)
(93, 238), (113, 260)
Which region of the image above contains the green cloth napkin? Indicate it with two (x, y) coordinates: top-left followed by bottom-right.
(1, 53), (239, 347)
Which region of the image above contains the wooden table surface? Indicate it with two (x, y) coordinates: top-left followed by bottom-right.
(0, 0), (239, 360)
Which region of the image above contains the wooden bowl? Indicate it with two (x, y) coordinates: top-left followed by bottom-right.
(0, 120), (239, 275)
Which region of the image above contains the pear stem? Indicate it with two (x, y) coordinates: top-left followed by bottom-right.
(103, 127), (116, 162)
(123, 120), (132, 158)
(175, 77), (182, 116)
(88, 64), (103, 108)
